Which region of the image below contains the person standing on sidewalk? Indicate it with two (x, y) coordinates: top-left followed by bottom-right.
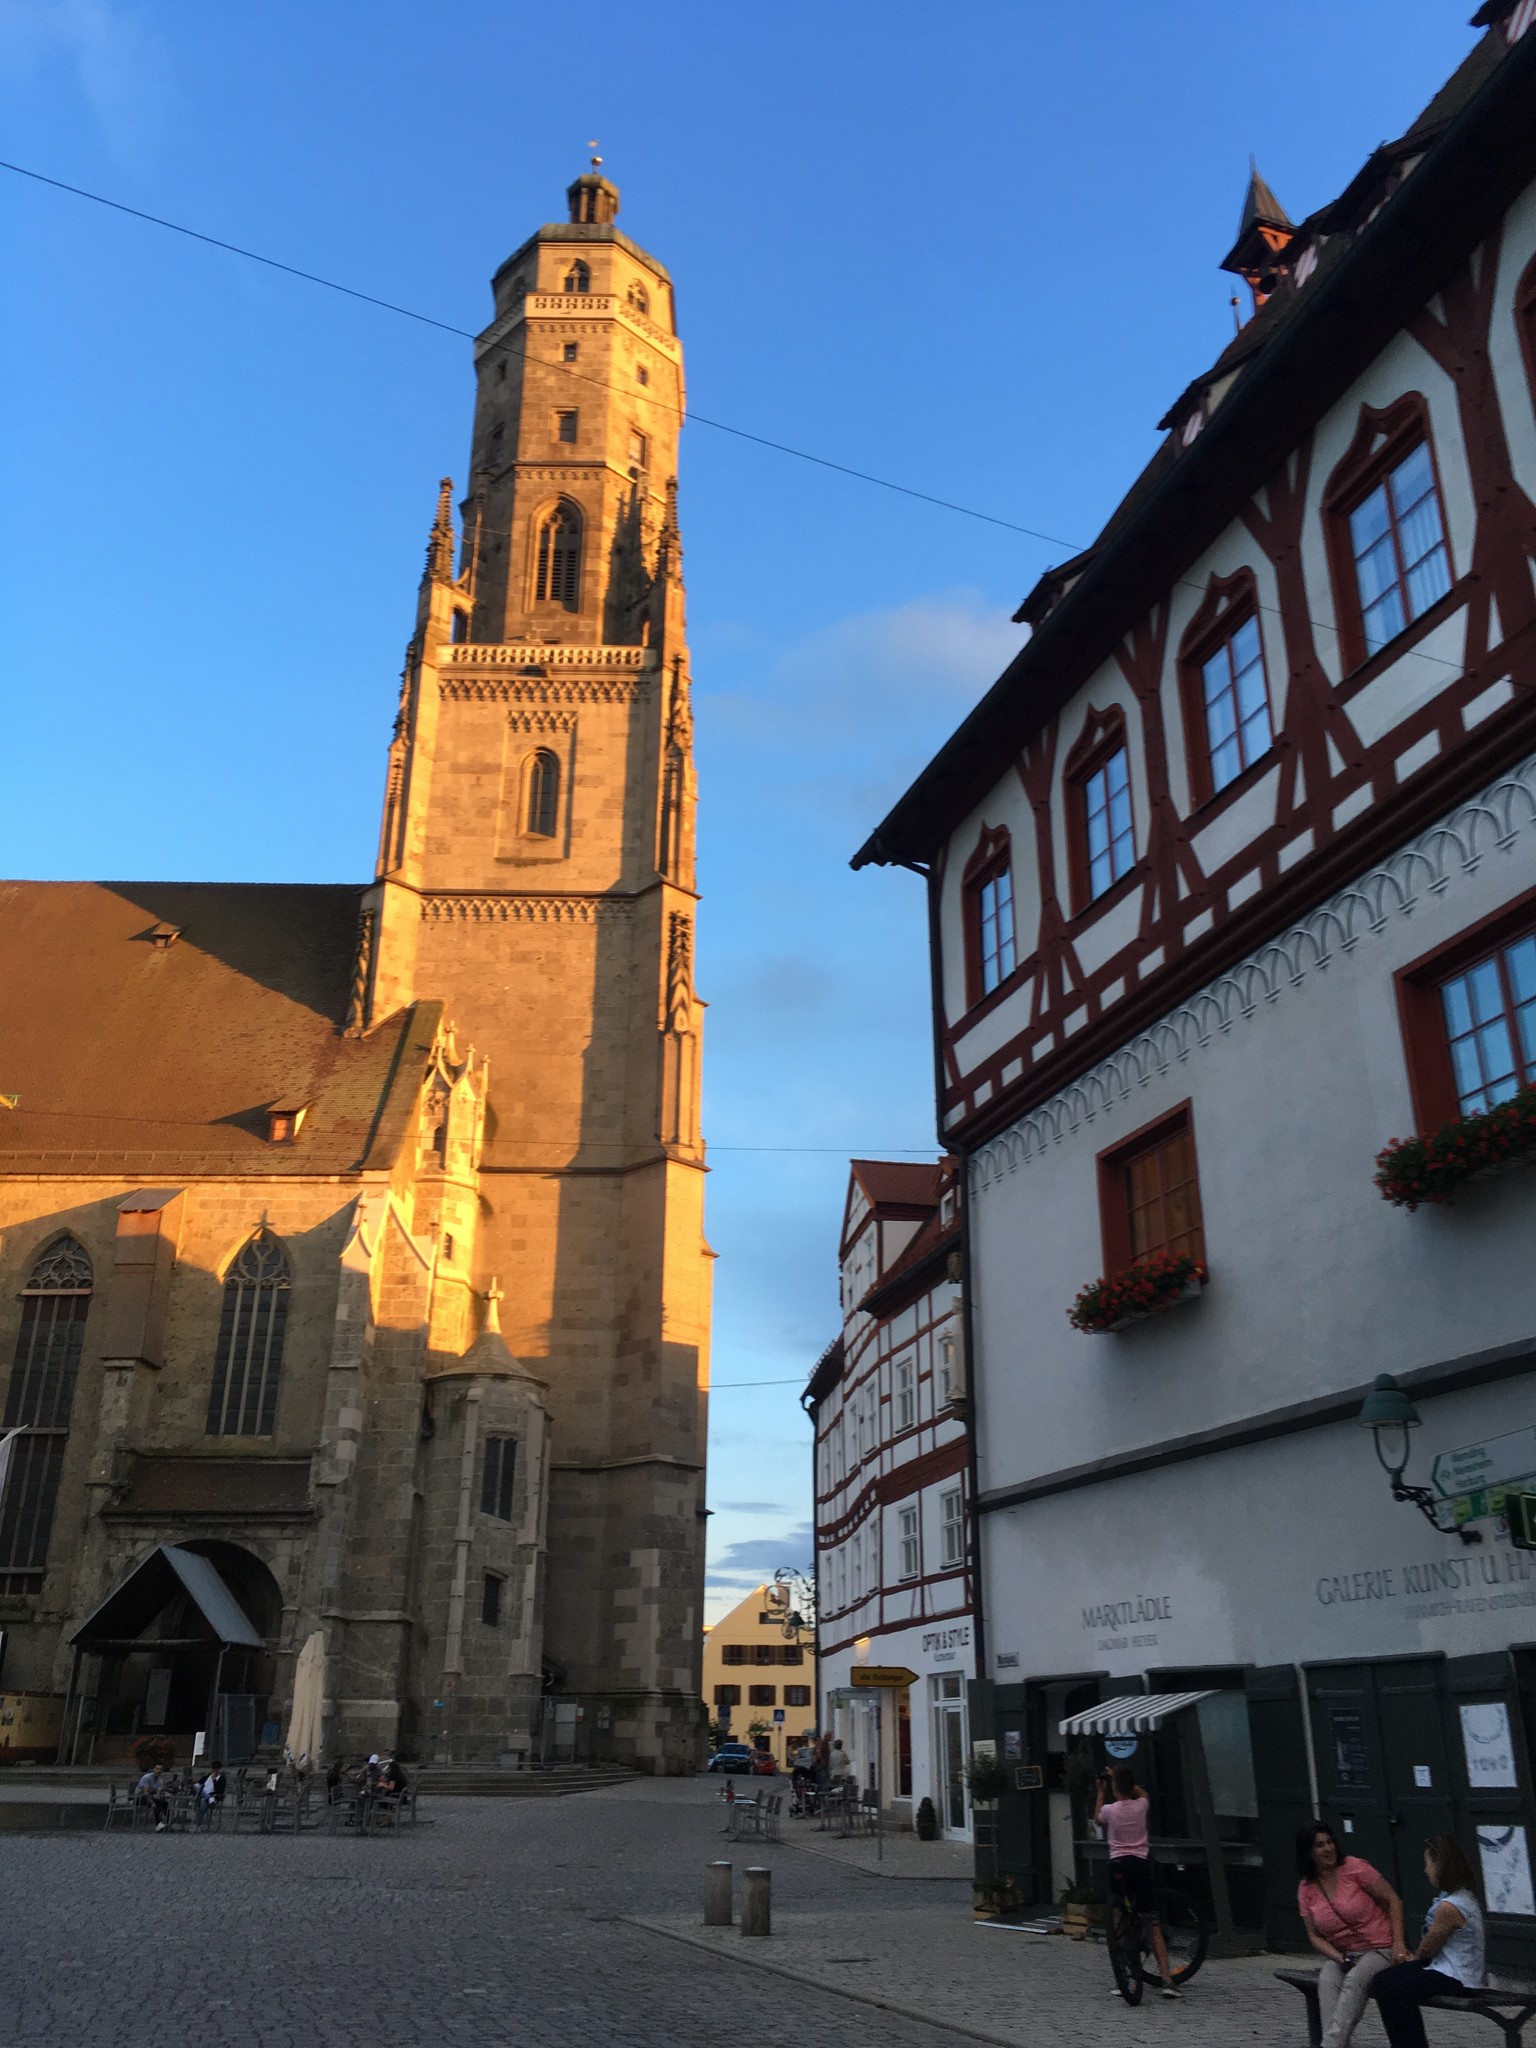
(1296, 1821), (1406, 2046)
(1094, 1765), (1181, 1999)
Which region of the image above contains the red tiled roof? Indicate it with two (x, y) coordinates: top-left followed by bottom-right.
(0, 881), (432, 1176)
(848, 1158), (944, 1210)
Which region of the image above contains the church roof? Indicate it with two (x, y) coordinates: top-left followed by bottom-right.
(0, 880), (433, 1177)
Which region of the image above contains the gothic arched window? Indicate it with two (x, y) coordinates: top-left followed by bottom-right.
(627, 279), (649, 316)
(534, 505), (581, 609)
(526, 750), (560, 838)
(0, 1236), (92, 1594)
(564, 260), (591, 294)
(207, 1230), (290, 1437)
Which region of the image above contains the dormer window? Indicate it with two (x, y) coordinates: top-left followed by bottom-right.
(266, 1099), (310, 1144)
(147, 923), (180, 949)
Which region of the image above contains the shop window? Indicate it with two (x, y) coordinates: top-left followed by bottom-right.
(940, 1486), (964, 1567)
(898, 1504), (920, 1580)
(0, 1236), (92, 1594)
(1395, 891), (1536, 1127)
(1324, 395), (1453, 667)
(1065, 708), (1136, 910)
(748, 1684), (776, 1706)
(1096, 1104), (1205, 1274)
(961, 825), (1015, 1005)
(481, 1436), (516, 1521)
(207, 1230), (290, 1437)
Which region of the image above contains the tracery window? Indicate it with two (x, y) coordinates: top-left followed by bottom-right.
(206, 1230), (290, 1437)
(627, 279), (649, 315)
(0, 1237), (92, 1594)
(564, 260), (590, 294)
(534, 506), (581, 609)
(525, 750), (560, 838)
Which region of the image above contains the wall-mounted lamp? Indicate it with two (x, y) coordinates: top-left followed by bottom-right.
(1357, 1373), (1480, 1546)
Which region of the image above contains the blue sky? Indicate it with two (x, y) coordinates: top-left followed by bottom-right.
(0, 1), (1477, 1617)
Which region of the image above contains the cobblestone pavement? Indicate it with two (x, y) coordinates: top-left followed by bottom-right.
(0, 1776), (1492, 2048)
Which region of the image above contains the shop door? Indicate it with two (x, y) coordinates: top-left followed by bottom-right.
(1308, 1660), (1453, 1919)
(933, 1677), (968, 1837)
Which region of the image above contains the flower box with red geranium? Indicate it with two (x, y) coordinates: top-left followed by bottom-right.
(1068, 1251), (1208, 1335)
(1375, 1084), (1536, 1211)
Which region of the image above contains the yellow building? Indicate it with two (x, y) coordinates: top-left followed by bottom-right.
(702, 1585), (815, 1769)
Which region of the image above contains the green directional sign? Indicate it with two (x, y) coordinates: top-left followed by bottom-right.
(1509, 1494), (1536, 1553)
(1431, 1426), (1536, 1501)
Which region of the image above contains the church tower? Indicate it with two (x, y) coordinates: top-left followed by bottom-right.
(360, 171), (709, 1771)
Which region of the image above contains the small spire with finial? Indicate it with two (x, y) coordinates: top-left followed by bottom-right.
(567, 145), (620, 225)
(483, 1276), (504, 1335)
(425, 476), (455, 584)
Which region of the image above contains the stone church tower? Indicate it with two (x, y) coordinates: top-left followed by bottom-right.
(0, 174), (708, 1776)
(362, 169), (712, 1765)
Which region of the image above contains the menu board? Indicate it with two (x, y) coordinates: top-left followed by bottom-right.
(1477, 1824), (1535, 1918)
(1460, 1702), (1518, 1791)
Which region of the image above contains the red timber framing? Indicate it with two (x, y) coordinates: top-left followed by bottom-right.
(857, 30), (1536, 1153)
(1393, 881), (1536, 1129)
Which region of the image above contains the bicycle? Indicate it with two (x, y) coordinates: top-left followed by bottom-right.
(1105, 1875), (1209, 2004)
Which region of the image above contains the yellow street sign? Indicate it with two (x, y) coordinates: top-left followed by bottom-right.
(851, 1666), (919, 1689)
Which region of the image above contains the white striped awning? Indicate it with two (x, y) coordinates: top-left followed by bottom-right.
(1059, 1689), (1218, 1737)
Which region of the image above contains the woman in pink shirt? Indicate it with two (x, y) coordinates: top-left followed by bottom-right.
(1296, 1821), (1407, 2048)
(1094, 1765), (1180, 1998)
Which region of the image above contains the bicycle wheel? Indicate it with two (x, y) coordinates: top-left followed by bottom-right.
(1147, 1887), (1209, 1986)
(1106, 1901), (1145, 2004)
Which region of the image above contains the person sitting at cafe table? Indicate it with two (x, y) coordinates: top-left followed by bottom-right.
(135, 1763), (170, 1832)
(1296, 1820), (1407, 2047)
(1370, 1835), (1486, 2048)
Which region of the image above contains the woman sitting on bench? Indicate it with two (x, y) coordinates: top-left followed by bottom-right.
(1296, 1821), (1407, 2047)
(1371, 1835), (1486, 2048)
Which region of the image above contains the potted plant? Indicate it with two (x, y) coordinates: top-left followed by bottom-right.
(972, 1874), (1025, 1920)
(916, 1794), (938, 1841)
(1375, 1084), (1536, 1209)
(1068, 1250), (1207, 1334)
(963, 1749), (1011, 1807)
(1060, 1880), (1103, 1938)
(131, 1734), (176, 1771)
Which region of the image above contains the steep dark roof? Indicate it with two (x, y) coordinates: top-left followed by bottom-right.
(1237, 163), (1291, 236)
(0, 881), (433, 1175)
(848, 1158), (944, 1211)
(855, 22), (1536, 870)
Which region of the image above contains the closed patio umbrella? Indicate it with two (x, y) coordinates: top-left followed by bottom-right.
(284, 1631), (326, 1770)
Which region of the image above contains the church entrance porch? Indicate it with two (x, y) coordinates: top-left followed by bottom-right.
(63, 1541), (279, 1768)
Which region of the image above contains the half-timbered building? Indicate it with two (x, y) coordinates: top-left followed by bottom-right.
(807, 1160), (975, 1837)
(856, 7), (1536, 1959)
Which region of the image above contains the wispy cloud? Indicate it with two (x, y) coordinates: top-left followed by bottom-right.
(0, 0), (164, 151)
(707, 1524), (815, 1591)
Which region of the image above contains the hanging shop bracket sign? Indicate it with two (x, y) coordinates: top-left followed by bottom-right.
(851, 1666), (919, 1689)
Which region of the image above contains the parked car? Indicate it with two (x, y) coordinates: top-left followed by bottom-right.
(707, 1743), (754, 1773)
(749, 1750), (777, 1776)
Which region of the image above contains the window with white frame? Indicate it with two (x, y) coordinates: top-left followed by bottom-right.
(836, 1547), (848, 1610)
(851, 1530), (863, 1601)
(938, 1332), (955, 1405)
(940, 1486), (964, 1567)
(899, 1504), (920, 1580)
(895, 1355), (915, 1432)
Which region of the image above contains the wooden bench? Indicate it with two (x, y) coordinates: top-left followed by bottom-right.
(1276, 1966), (1536, 2047)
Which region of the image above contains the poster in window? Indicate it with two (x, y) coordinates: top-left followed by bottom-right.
(1477, 1824), (1535, 1918)
(1460, 1702), (1518, 1790)
(1331, 1709), (1371, 1790)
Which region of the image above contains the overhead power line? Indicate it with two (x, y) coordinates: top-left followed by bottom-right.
(0, 156), (1462, 676)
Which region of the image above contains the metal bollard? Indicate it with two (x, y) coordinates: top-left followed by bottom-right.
(704, 1860), (733, 1926)
(740, 1865), (771, 1937)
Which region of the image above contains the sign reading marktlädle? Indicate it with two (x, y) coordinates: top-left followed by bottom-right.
(1431, 1426), (1536, 1501)
(851, 1666), (919, 1688)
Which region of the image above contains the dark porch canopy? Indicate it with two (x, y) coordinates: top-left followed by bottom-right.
(70, 1543), (264, 1651)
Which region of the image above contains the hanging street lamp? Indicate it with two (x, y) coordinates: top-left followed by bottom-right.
(1357, 1373), (1481, 1546)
